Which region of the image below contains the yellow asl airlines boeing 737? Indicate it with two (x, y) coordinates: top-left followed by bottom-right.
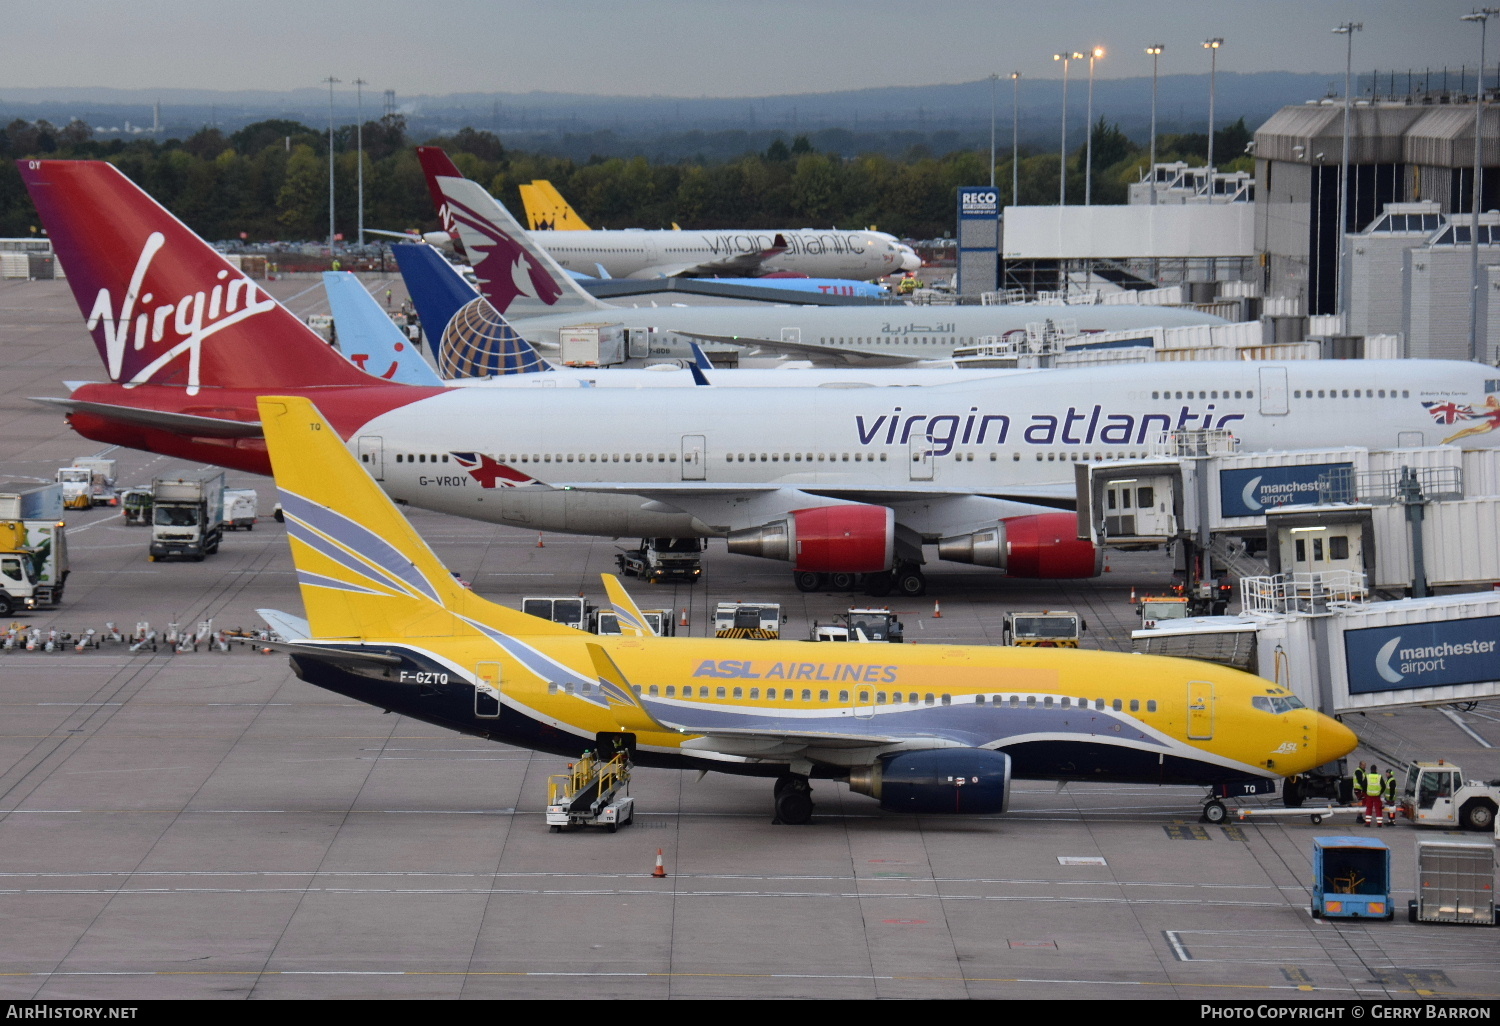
(257, 395), (1357, 825)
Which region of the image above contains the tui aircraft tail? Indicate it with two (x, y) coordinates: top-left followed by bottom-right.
(391, 243), (552, 377)
(415, 147), (606, 316)
(258, 394), (583, 642)
(17, 160), (376, 395)
(321, 272), (444, 386)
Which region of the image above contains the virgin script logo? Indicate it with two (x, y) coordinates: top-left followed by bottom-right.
(84, 231), (277, 395)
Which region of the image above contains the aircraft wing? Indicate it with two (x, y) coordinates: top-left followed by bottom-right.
(675, 331), (924, 367)
(30, 396), (264, 438)
(257, 608), (311, 642)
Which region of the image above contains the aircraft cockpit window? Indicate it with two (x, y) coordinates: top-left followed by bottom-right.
(1252, 696), (1273, 713)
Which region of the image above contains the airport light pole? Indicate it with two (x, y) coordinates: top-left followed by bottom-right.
(1461, 9), (1499, 363)
(1085, 47), (1104, 206)
(1333, 23), (1362, 328)
(1053, 51), (1083, 206)
(1204, 38), (1223, 179)
(990, 72), (998, 188)
(323, 75), (339, 253)
(1146, 45), (1163, 204)
(1012, 71), (1022, 207)
(354, 77), (367, 247)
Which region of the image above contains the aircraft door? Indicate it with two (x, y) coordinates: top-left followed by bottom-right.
(1186, 680), (1214, 740)
(909, 435), (934, 481)
(1277, 523), (1363, 577)
(1397, 430), (1424, 447)
(357, 436), (385, 481)
(474, 661), (502, 719)
(853, 686), (875, 719)
(781, 327), (801, 346)
(681, 435), (706, 480)
(1258, 368), (1289, 415)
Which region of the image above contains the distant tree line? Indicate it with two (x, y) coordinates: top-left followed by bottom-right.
(0, 115), (1253, 242)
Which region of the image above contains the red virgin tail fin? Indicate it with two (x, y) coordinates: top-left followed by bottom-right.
(18, 159), (376, 394)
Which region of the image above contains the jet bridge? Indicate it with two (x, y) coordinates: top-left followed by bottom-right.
(1133, 572), (1500, 716)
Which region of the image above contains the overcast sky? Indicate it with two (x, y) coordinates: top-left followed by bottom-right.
(4, 0), (1483, 98)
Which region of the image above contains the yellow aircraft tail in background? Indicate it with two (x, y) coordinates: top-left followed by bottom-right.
(518, 180), (591, 231)
(257, 395), (581, 643)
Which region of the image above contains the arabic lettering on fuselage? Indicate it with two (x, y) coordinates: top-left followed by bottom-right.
(879, 322), (956, 336)
(853, 403), (1247, 456)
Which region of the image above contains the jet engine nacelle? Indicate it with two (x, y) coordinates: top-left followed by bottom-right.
(847, 748), (1011, 814)
(937, 512), (1099, 579)
(725, 504), (894, 573)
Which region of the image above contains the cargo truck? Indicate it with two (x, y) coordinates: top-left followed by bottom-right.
(149, 471), (225, 561)
(0, 482), (65, 521)
(615, 537), (704, 583)
(0, 518), (69, 614)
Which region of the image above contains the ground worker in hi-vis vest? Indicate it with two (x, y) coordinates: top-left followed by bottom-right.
(1363, 763), (1386, 826)
(1352, 761), (1366, 805)
(1383, 768), (1397, 823)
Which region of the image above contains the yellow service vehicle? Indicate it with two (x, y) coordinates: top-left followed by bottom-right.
(1001, 610), (1085, 647)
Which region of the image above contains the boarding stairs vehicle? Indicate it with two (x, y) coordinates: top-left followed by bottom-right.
(713, 602), (784, 639)
(810, 607), (904, 643)
(1001, 610), (1084, 647)
(1400, 761), (1500, 832)
(546, 750), (634, 833)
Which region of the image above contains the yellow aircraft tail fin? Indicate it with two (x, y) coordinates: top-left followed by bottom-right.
(519, 180), (591, 231)
(600, 573), (657, 637)
(585, 643), (676, 734)
(257, 395), (583, 642)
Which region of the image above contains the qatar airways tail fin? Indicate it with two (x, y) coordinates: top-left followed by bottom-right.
(519, 180), (591, 231)
(415, 147), (606, 316)
(390, 243), (553, 378)
(16, 159), (375, 395)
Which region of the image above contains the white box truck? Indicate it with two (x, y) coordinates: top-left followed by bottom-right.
(221, 489), (259, 531)
(149, 471), (225, 561)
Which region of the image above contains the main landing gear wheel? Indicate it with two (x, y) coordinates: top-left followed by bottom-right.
(773, 774), (813, 825)
(828, 572), (858, 591)
(1201, 799), (1227, 824)
(895, 567), (926, 597)
(793, 571), (825, 593)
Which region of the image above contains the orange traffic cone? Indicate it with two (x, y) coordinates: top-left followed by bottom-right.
(536, 533), (545, 548)
(1104, 554), (1112, 572)
(932, 600), (942, 618)
(652, 849), (667, 879)
(679, 607), (689, 627)
(1129, 586), (1137, 603)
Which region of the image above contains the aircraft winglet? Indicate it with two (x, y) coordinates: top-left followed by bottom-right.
(585, 643), (676, 735)
(600, 573), (657, 637)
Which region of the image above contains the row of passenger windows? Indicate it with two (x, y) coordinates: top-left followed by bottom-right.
(510, 453), (675, 463)
(1151, 390), (1254, 400)
(728, 452), (887, 463)
(548, 680), (1156, 712)
(1293, 388), (1409, 399)
(820, 336), (979, 346)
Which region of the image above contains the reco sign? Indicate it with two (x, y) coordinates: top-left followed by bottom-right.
(1343, 615), (1500, 695)
(1219, 462), (1351, 518)
(959, 188), (999, 218)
